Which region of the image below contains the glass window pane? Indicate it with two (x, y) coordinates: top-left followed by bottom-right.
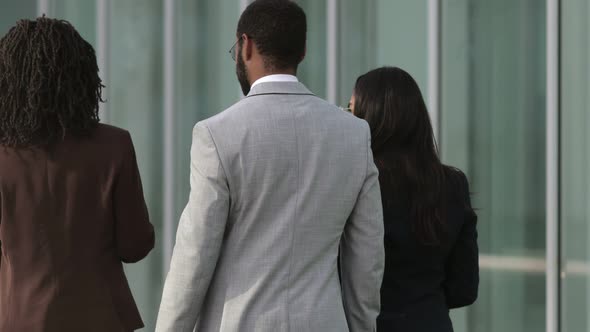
(374, 0), (428, 96)
(174, 0), (239, 224)
(297, 0), (327, 99)
(0, 0), (37, 34)
(338, 0), (377, 104)
(561, 0), (590, 331)
(338, 0), (428, 107)
(441, 1), (546, 331)
(108, 1), (165, 331)
(53, 0), (96, 45)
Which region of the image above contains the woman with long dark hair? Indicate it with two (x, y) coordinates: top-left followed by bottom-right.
(350, 67), (478, 331)
(0, 17), (154, 331)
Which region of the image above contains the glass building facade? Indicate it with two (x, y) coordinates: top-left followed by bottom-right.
(0, 1), (587, 331)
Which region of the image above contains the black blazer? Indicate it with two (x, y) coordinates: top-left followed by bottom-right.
(377, 167), (478, 332)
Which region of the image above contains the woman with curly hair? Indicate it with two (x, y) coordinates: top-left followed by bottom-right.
(0, 17), (154, 332)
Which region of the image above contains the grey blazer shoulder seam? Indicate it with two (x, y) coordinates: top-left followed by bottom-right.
(201, 123), (231, 191)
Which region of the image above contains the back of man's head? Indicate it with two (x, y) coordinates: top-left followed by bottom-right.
(237, 0), (307, 72)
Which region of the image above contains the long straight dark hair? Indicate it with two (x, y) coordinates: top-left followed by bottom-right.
(353, 66), (448, 245)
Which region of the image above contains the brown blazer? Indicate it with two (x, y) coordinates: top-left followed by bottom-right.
(0, 124), (155, 332)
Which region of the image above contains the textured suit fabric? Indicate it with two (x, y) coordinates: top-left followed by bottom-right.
(377, 167), (479, 332)
(0, 124), (155, 332)
(156, 82), (384, 332)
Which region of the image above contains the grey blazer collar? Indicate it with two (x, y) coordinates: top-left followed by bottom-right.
(246, 81), (315, 98)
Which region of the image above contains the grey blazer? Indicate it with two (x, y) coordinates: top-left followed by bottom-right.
(155, 81), (384, 332)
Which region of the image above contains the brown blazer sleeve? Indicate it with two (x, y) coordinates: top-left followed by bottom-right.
(0, 193), (2, 271)
(113, 132), (155, 263)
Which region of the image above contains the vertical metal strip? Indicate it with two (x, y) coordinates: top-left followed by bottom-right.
(546, 0), (560, 331)
(587, 1), (590, 325)
(37, 0), (50, 17)
(163, 0), (176, 273)
(427, 0), (441, 143)
(96, 0), (110, 123)
(326, 0), (338, 104)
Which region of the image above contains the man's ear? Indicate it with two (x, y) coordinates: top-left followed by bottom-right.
(242, 34), (254, 61)
(300, 44), (307, 62)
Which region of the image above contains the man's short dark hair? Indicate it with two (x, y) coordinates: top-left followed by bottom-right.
(237, 0), (307, 71)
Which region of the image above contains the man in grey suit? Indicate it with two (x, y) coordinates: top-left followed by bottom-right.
(155, 1), (384, 331)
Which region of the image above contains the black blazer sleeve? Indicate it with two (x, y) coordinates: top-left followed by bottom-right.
(113, 132), (155, 263)
(443, 173), (479, 309)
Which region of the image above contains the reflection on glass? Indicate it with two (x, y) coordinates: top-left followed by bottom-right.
(561, 0), (590, 331)
(337, 0), (427, 107)
(53, 0), (96, 45)
(174, 0), (239, 223)
(0, 0), (36, 34)
(108, 1), (164, 331)
(441, 0), (546, 331)
(297, 0), (327, 99)
(374, 0), (427, 95)
(337, 0), (376, 104)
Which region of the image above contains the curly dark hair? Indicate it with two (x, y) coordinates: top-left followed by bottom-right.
(0, 16), (103, 148)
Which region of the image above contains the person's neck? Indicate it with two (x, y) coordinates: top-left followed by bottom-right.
(249, 69), (297, 85)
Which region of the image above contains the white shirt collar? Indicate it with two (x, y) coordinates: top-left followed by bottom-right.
(251, 74), (299, 89)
